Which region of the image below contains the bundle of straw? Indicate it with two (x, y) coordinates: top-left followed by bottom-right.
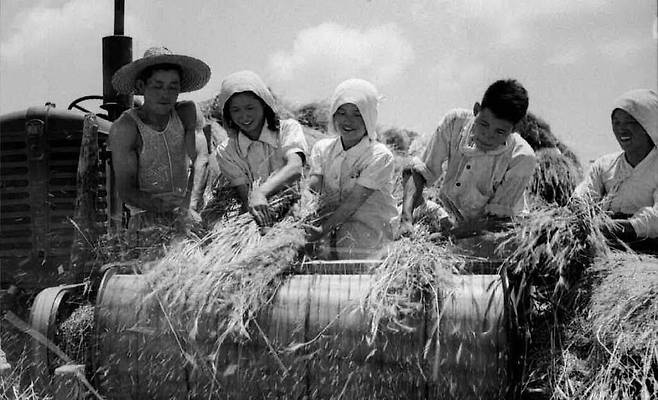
(199, 181), (243, 227)
(200, 182), (302, 229)
(143, 188), (316, 345)
(498, 200), (616, 397)
(552, 253), (658, 400)
(362, 227), (467, 343)
(90, 222), (183, 270)
(499, 199), (612, 300)
(58, 304), (94, 365)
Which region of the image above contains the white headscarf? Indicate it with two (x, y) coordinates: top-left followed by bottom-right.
(216, 70), (277, 135)
(613, 89), (658, 146)
(329, 79), (380, 141)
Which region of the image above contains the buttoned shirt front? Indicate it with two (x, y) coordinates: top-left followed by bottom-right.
(412, 109), (537, 219)
(216, 119), (308, 186)
(310, 136), (398, 231)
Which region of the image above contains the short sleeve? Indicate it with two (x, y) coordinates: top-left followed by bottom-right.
(356, 144), (395, 190)
(485, 146), (537, 217)
(309, 139), (332, 177)
(413, 109), (467, 185)
(216, 139), (250, 187)
(280, 119), (309, 163)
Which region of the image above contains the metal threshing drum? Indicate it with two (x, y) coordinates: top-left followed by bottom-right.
(93, 259), (507, 399)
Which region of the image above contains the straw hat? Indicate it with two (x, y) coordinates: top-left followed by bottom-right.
(112, 46), (211, 95)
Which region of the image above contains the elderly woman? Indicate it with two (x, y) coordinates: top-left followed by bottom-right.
(307, 79), (398, 260)
(575, 89), (658, 242)
(211, 71), (308, 227)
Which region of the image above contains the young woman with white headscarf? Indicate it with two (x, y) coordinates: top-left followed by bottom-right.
(575, 89), (658, 242)
(212, 70), (308, 227)
(306, 79), (397, 260)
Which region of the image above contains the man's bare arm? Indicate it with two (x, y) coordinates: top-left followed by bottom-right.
(177, 101), (209, 211)
(189, 131), (209, 211)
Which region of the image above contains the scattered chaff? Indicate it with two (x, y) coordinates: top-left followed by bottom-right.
(3, 312), (103, 400)
(92, 223), (181, 265)
(1, 325), (52, 400)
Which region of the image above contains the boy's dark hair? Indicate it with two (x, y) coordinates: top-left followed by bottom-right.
(481, 79), (529, 124)
(223, 91), (280, 132)
(136, 63), (183, 85)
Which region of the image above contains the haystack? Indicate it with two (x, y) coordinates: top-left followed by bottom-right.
(496, 199), (617, 397)
(294, 100), (331, 132)
(516, 112), (583, 206)
(552, 253), (658, 400)
(529, 147), (582, 206)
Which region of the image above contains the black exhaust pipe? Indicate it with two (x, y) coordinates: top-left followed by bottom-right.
(101, 0), (133, 122)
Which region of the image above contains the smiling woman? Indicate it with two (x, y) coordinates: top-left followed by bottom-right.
(306, 79), (398, 260)
(210, 70), (308, 228)
(611, 108), (654, 166)
(575, 89), (658, 243)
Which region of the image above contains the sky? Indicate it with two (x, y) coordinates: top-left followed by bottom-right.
(1, 0), (656, 163)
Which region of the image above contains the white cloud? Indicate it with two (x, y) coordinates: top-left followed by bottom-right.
(0, 1), (153, 113)
(547, 47), (585, 66)
(266, 23), (414, 100)
(429, 55), (485, 94)
(407, 0), (608, 49)
(410, 0), (607, 20)
(1, 1), (109, 61)
(599, 38), (645, 63)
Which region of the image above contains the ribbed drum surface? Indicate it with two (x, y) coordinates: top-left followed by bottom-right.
(94, 264), (507, 399)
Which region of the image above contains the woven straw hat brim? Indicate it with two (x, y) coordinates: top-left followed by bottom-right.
(112, 54), (211, 95)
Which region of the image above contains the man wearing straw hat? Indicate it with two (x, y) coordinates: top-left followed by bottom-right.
(109, 46), (210, 240)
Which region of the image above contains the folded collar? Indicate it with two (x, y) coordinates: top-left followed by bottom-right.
(237, 125), (279, 154)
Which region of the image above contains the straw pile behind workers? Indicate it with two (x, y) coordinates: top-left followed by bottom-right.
(528, 147), (582, 206)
